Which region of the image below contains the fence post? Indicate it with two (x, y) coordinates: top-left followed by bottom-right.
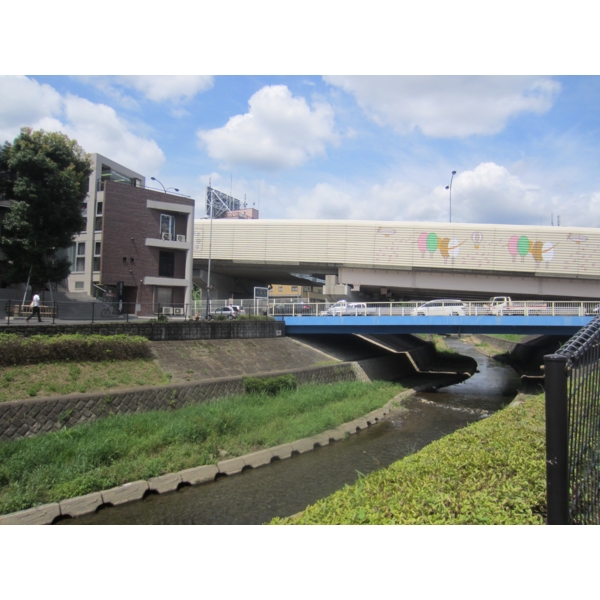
(52, 301), (56, 324)
(91, 301), (95, 324)
(6, 300), (10, 326)
(544, 353), (570, 524)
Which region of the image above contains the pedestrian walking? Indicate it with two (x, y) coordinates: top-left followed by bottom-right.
(26, 293), (42, 322)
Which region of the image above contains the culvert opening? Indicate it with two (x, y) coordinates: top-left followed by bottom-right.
(143, 489), (159, 500)
(215, 472), (228, 480)
(177, 482), (192, 491)
(241, 465), (254, 473)
(51, 514), (72, 524)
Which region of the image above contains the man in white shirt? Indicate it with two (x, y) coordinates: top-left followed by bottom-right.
(26, 293), (42, 322)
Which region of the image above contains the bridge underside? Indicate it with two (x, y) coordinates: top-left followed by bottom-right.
(279, 315), (594, 335)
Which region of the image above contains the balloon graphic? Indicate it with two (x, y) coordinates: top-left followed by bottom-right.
(472, 231), (483, 249)
(426, 232), (439, 256)
(378, 227), (396, 237)
(531, 240), (544, 265)
(448, 238), (461, 259)
(517, 236), (530, 256)
(417, 232), (428, 256)
(508, 235), (519, 261)
(542, 241), (555, 267)
(439, 237), (450, 259)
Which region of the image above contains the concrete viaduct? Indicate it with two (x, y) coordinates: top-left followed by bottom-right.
(191, 219), (600, 302)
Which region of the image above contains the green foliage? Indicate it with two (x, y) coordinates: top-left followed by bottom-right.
(0, 128), (92, 287)
(243, 374), (297, 395)
(0, 380), (403, 513)
(0, 333), (151, 366)
(274, 394), (547, 525)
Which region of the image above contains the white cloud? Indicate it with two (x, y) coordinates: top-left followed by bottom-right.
(0, 76), (165, 176)
(325, 76), (561, 138)
(117, 76), (214, 103)
(0, 76), (62, 142)
(197, 85), (340, 170)
(279, 163), (559, 225)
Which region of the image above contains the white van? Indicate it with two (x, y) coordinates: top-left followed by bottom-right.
(412, 299), (465, 316)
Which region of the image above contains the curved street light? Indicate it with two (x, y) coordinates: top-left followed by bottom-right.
(445, 170), (457, 223)
(151, 176), (179, 194)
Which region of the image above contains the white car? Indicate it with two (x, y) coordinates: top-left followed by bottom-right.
(412, 299), (465, 316)
(209, 306), (238, 319)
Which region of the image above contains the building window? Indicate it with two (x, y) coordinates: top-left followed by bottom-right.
(75, 242), (85, 272)
(95, 216), (102, 232)
(291, 286), (298, 292)
(278, 286), (283, 292)
(93, 242), (101, 272)
(81, 203), (87, 232)
(160, 214), (175, 240)
(96, 202), (103, 216)
(159, 251), (175, 278)
(74, 281), (84, 290)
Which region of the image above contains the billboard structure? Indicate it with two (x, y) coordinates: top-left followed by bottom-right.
(205, 186), (242, 219)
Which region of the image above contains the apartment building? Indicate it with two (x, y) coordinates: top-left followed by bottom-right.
(66, 154), (194, 315)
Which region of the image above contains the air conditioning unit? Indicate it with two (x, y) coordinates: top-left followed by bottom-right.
(161, 233), (172, 241)
(162, 307), (173, 315)
(173, 307), (184, 316)
(176, 235), (186, 243)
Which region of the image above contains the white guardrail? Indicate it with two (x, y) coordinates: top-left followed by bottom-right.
(263, 300), (600, 318)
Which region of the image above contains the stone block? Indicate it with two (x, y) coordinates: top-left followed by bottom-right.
(353, 418), (369, 430)
(102, 480), (148, 506)
(290, 438), (315, 454)
(269, 443), (294, 459)
(178, 464), (219, 485)
(311, 432), (332, 447)
(242, 449), (274, 468)
(59, 492), (103, 518)
(148, 472), (183, 494)
(323, 428), (346, 442)
(217, 456), (246, 475)
(0, 503), (60, 525)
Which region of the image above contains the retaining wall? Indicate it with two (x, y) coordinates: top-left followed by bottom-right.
(0, 320), (285, 341)
(0, 362), (359, 442)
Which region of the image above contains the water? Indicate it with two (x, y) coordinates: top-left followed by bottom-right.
(61, 338), (520, 525)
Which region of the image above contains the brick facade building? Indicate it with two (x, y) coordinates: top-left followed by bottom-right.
(100, 181), (194, 316)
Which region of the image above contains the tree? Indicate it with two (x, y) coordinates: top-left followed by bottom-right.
(0, 128), (92, 289)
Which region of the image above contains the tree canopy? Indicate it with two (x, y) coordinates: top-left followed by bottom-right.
(0, 128), (92, 288)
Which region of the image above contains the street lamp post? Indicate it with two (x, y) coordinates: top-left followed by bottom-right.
(205, 185), (214, 319)
(445, 170), (457, 223)
(151, 177), (179, 194)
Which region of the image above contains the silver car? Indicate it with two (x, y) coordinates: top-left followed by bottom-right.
(412, 299), (465, 316)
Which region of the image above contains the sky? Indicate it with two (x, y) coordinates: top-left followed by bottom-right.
(4, 74), (600, 228)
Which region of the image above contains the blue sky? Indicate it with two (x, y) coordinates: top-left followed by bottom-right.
(2, 75), (600, 227)
(2, 2), (599, 229)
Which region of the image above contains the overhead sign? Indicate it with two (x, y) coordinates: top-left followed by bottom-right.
(254, 287), (269, 299)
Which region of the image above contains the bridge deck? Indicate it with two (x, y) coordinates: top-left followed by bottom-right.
(278, 315), (594, 335)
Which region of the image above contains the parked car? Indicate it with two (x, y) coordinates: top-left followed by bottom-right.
(209, 306), (238, 319)
(230, 305), (245, 315)
(411, 299), (465, 316)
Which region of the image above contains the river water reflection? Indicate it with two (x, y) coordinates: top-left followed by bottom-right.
(63, 339), (520, 525)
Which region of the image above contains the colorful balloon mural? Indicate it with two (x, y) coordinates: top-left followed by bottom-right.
(472, 231), (483, 249)
(508, 235), (557, 267)
(417, 232), (465, 264)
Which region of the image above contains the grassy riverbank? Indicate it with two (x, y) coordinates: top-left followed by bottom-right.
(0, 380), (404, 515)
(0, 359), (171, 403)
(273, 393), (546, 525)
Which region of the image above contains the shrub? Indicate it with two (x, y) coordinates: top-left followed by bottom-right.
(0, 333), (152, 366)
(243, 374), (297, 395)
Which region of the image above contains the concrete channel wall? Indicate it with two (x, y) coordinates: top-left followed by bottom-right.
(0, 362), (363, 442)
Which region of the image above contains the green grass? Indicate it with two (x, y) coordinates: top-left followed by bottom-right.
(273, 394), (546, 525)
(0, 360), (171, 403)
(490, 334), (525, 342)
(0, 380), (404, 514)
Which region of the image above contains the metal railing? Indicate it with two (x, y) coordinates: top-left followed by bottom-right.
(263, 300), (599, 318)
(544, 317), (600, 524)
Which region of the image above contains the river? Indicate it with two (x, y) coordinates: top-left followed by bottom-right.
(61, 337), (521, 525)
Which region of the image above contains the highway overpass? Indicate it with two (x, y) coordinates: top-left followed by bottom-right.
(192, 219), (600, 302)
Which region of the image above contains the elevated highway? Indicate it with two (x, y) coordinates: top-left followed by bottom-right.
(192, 219), (600, 301)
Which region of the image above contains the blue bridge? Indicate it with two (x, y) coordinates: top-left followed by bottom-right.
(276, 315), (594, 336)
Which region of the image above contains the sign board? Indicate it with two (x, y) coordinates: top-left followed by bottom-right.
(254, 287), (269, 299)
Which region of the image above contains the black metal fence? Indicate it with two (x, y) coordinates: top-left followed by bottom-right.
(1, 299), (267, 325)
(544, 317), (600, 524)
